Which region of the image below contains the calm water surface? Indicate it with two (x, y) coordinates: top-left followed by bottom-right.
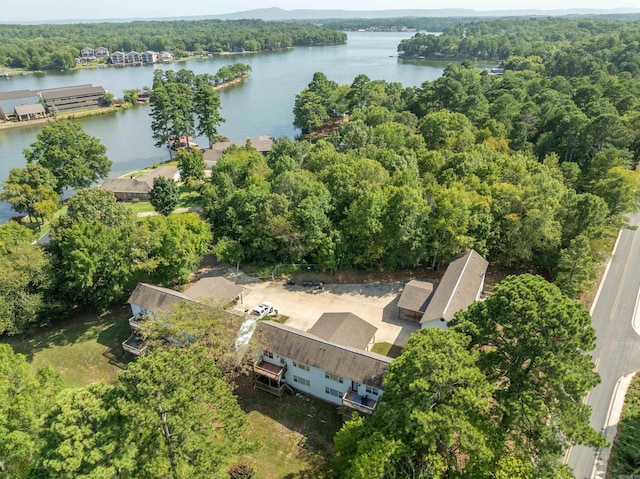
(0, 32), (450, 221)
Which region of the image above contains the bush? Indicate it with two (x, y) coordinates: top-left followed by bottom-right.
(131, 198), (140, 204)
(228, 460), (255, 479)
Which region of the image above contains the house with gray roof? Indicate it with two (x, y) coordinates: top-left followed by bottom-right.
(308, 312), (377, 350)
(99, 165), (179, 201)
(122, 277), (245, 356)
(0, 90), (41, 120)
(253, 321), (390, 414)
(203, 135), (274, 165)
(40, 84), (105, 113)
(14, 103), (47, 121)
(397, 280), (434, 322)
(420, 250), (488, 329)
(184, 276), (244, 305)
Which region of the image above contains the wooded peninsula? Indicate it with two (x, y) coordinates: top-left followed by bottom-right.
(0, 19), (347, 71)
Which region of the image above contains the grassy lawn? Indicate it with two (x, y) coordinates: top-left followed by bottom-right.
(371, 341), (403, 358)
(231, 376), (342, 478)
(19, 205), (68, 239)
(2, 306), (133, 389)
(125, 190), (202, 216)
(608, 374), (640, 477)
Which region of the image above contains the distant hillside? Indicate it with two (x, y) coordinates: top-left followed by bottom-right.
(5, 7), (640, 25)
(211, 7), (640, 21)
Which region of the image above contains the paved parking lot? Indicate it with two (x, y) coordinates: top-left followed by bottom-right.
(230, 277), (419, 347)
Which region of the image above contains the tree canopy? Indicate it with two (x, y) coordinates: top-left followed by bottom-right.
(334, 328), (494, 478)
(452, 274), (604, 474)
(0, 19), (346, 71)
(0, 344), (62, 477)
(30, 348), (249, 478)
(24, 119), (111, 194)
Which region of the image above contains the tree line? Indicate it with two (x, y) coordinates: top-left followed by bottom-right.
(0, 19), (347, 71)
(209, 60), (639, 298)
(399, 17), (640, 77)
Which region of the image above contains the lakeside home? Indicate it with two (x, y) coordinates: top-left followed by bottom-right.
(0, 84), (105, 120)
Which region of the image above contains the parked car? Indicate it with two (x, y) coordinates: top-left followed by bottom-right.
(252, 302), (274, 316)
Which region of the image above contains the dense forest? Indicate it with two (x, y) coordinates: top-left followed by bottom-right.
(0, 19), (347, 70)
(204, 17), (640, 301)
(399, 17), (640, 72)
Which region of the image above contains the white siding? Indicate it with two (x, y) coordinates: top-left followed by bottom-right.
(260, 352), (383, 406)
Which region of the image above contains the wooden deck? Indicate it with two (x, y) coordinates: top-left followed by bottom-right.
(253, 359), (286, 382)
(122, 333), (148, 356)
(342, 390), (378, 415)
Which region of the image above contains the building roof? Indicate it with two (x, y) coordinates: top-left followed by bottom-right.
(14, 103), (46, 116)
(39, 84), (105, 100)
(0, 90), (39, 102)
(257, 321), (390, 388)
(421, 250), (488, 325)
(127, 283), (191, 312)
(397, 280), (434, 313)
(99, 166), (179, 194)
(99, 177), (153, 194)
(308, 312), (377, 350)
(203, 135), (274, 163)
(183, 276), (244, 304)
(138, 165), (179, 182)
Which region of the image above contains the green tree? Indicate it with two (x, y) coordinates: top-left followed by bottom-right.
(150, 70), (174, 157)
(452, 274), (604, 475)
(140, 213), (212, 286)
(0, 223), (53, 335)
(142, 301), (246, 378)
(176, 147), (206, 183)
(293, 89), (327, 141)
(1, 164), (58, 227)
(333, 328), (494, 478)
(149, 176), (180, 216)
(24, 119), (111, 194)
(0, 344), (62, 476)
(194, 75), (225, 147)
(420, 110), (476, 152)
(554, 234), (595, 297)
(31, 348), (249, 479)
(55, 219), (133, 311)
(63, 188), (134, 229)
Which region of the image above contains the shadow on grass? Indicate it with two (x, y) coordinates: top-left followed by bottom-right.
(96, 316), (133, 370)
(3, 304), (132, 363)
(234, 375), (341, 477)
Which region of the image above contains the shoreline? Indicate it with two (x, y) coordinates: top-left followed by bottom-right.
(0, 75), (249, 131)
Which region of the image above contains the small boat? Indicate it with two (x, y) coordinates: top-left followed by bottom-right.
(169, 136), (199, 150)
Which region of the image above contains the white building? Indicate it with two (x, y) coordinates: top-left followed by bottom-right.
(95, 47), (110, 58)
(141, 51), (158, 64)
(253, 318), (389, 415)
(110, 51), (125, 64)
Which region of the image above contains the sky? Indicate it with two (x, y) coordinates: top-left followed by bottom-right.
(3, 0), (640, 22)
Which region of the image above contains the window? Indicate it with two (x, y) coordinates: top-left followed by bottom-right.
(293, 360), (310, 371)
(366, 385), (379, 396)
(325, 372), (344, 383)
(265, 351), (273, 359)
(325, 387), (344, 398)
(280, 357), (286, 365)
(293, 375), (310, 387)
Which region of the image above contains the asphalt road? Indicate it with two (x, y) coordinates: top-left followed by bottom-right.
(567, 212), (640, 478)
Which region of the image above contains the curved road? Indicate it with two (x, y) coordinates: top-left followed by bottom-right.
(568, 213), (640, 478)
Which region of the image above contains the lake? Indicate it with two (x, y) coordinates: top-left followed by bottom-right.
(0, 32), (450, 222)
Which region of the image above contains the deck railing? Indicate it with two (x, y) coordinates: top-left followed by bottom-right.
(342, 390), (378, 415)
(253, 359), (286, 382)
(122, 333), (148, 356)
